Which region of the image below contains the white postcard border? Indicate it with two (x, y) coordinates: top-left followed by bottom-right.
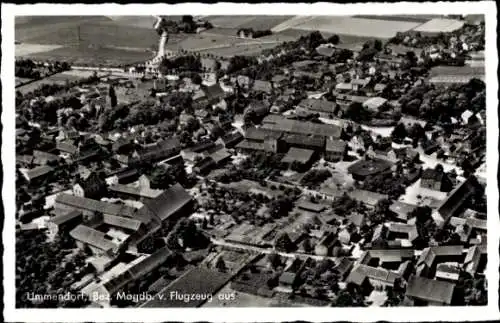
(2, 2), (499, 322)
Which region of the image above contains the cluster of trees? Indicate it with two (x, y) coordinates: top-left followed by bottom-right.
(148, 163), (191, 190)
(268, 195), (295, 219)
(15, 59), (71, 79)
(342, 102), (372, 123)
(389, 22), (484, 51)
(300, 169), (332, 189)
(357, 39), (384, 62)
(332, 283), (365, 306)
(17, 72), (99, 104)
(360, 168), (409, 200)
(166, 218), (210, 250)
(227, 55), (259, 75)
(16, 231), (91, 308)
(202, 183), (271, 225)
(237, 28), (272, 38)
(332, 193), (367, 215)
(274, 232), (296, 252)
(159, 55), (202, 74)
(399, 78), (485, 122)
(98, 104), (130, 131)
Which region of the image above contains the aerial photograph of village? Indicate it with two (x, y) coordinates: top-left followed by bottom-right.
(14, 13), (487, 308)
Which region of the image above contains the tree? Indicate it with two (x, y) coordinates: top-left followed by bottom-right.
(109, 85), (117, 108)
(275, 232), (295, 252)
(192, 73), (203, 85)
(302, 238), (313, 253)
(267, 252), (281, 269)
(215, 256), (227, 272)
(374, 39), (383, 51)
(345, 102), (370, 122)
(408, 123), (425, 141)
(391, 122), (408, 143)
(149, 165), (175, 189)
(327, 34), (340, 45)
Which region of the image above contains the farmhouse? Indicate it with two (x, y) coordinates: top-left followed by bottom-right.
(324, 139), (347, 162)
(19, 165), (54, 184)
(141, 183), (193, 224)
(416, 245), (464, 278)
(281, 134), (325, 152)
(346, 263), (401, 291)
(431, 176), (480, 225)
(47, 210), (83, 236)
(281, 148), (316, 169)
(297, 98), (337, 117)
(73, 171), (107, 200)
(54, 193), (139, 220)
(261, 115), (342, 139)
(420, 168), (452, 192)
(348, 189), (389, 207)
(70, 224), (120, 257)
(405, 276), (455, 306)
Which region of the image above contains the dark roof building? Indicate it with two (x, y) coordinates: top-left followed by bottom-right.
(347, 158), (393, 181)
(261, 115), (342, 139)
(297, 99), (336, 114)
(432, 176), (480, 225)
(141, 183), (193, 223)
(221, 131), (244, 148)
(20, 165), (54, 182)
(281, 147), (315, 165)
(55, 193), (138, 218)
(70, 224), (119, 255)
(325, 139), (347, 162)
(405, 276), (455, 305)
(102, 214), (143, 232)
(282, 134), (325, 151)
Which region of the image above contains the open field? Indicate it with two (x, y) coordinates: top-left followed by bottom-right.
(15, 43), (65, 56)
(196, 42), (280, 57)
(17, 45), (153, 67)
(354, 15), (439, 23)
(16, 22), (161, 49)
(17, 70), (106, 94)
(165, 33), (252, 51)
(282, 16), (423, 39)
(203, 15), (294, 30)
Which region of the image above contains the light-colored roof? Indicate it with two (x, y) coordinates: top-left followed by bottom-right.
(348, 189), (388, 206)
(430, 75), (485, 84)
(70, 225), (118, 253)
(326, 138), (346, 153)
(363, 97), (388, 110)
